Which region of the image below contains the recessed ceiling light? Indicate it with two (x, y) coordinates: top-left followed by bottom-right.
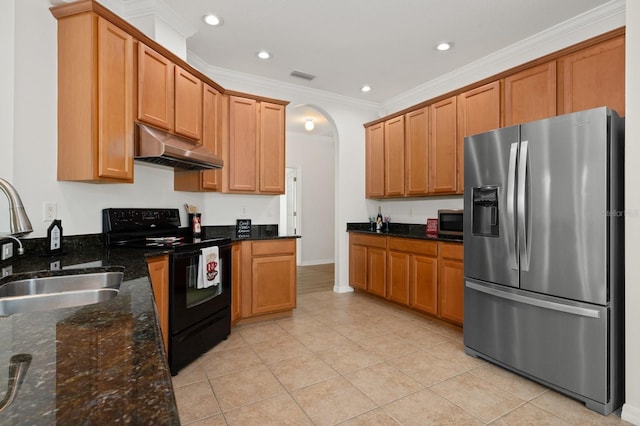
(436, 42), (453, 51)
(257, 50), (271, 60)
(361, 85), (372, 93)
(203, 14), (223, 26)
(304, 119), (315, 131)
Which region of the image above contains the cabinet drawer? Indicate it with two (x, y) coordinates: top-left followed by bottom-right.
(350, 233), (387, 249)
(252, 239), (295, 256)
(388, 237), (437, 256)
(440, 242), (463, 260)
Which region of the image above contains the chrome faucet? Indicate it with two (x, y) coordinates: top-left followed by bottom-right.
(0, 178), (32, 255)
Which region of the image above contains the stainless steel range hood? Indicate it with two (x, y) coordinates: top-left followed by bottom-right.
(134, 123), (223, 170)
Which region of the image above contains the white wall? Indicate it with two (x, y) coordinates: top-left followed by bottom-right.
(0, 0), (15, 232)
(287, 131), (335, 265)
(623, 1), (640, 423)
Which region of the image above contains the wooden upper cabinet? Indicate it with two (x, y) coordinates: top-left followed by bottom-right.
(457, 81), (501, 193)
(201, 84), (222, 189)
(259, 102), (286, 194)
(384, 116), (405, 197)
(56, 13), (134, 182)
(227, 96), (258, 192)
(429, 96), (457, 194)
(365, 123), (385, 198)
(405, 108), (429, 196)
(558, 35), (625, 117)
(137, 44), (174, 131)
(174, 65), (203, 141)
(504, 61), (557, 126)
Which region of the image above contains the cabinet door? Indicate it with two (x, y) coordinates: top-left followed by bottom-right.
(384, 116), (405, 197)
(405, 107), (429, 196)
(558, 36), (625, 117)
(367, 248), (387, 297)
(228, 96), (258, 192)
(251, 254), (296, 314)
(202, 84), (222, 190)
(137, 44), (174, 130)
(387, 251), (410, 305)
(147, 255), (169, 351)
(439, 259), (464, 325)
(429, 96), (457, 194)
(457, 81), (501, 193)
(349, 244), (367, 290)
(174, 65), (202, 141)
(504, 61), (556, 126)
(97, 18), (134, 181)
(259, 102), (286, 194)
(231, 243), (241, 323)
(411, 254), (438, 315)
(365, 123), (385, 198)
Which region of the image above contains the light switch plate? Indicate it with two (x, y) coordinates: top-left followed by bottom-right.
(1, 242), (13, 261)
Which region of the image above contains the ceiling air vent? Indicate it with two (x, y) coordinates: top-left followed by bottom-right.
(290, 70), (316, 81)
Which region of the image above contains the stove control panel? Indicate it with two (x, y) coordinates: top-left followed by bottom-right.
(103, 208), (181, 232)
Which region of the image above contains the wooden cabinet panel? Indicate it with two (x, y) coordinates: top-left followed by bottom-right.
(201, 84), (222, 189)
(227, 96), (258, 192)
(147, 255), (169, 352)
(405, 107), (429, 196)
(56, 14), (134, 182)
(384, 116), (405, 197)
(558, 36), (625, 117)
(137, 44), (174, 131)
(411, 254), (438, 315)
(387, 251), (410, 305)
(429, 96), (458, 194)
(457, 81), (501, 193)
(259, 102), (286, 194)
(174, 65), (202, 140)
(366, 122), (385, 198)
(367, 248), (387, 297)
(504, 61), (557, 126)
(439, 258), (464, 325)
(251, 255), (296, 314)
(231, 243), (241, 324)
(349, 243), (367, 290)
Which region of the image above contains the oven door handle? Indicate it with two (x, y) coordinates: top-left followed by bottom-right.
(172, 249), (203, 260)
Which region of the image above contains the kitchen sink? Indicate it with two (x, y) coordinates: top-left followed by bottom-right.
(0, 269), (123, 316)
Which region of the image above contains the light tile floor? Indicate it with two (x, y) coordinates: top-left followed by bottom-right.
(172, 266), (630, 425)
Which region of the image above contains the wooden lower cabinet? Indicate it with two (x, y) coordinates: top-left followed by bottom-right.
(237, 239), (297, 320)
(349, 233), (462, 325)
(438, 243), (464, 325)
(147, 255), (169, 351)
(231, 243), (242, 324)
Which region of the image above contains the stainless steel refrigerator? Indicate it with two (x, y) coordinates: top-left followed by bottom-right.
(463, 107), (624, 415)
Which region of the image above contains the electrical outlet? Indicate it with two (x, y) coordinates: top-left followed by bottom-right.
(1, 266), (12, 278)
(43, 202), (57, 222)
(1, 242), (13, 261)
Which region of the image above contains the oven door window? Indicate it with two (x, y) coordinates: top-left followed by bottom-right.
(185, 258), (223, 308)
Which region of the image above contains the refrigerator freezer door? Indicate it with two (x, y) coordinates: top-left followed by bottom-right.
(519, 108), (609, 305)
(464, 125), (520, 288)
(464, 279), (610, 413)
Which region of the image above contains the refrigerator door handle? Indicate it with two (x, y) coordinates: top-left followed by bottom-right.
(507, 143), (518, 270)
(466, 281), (601, 318)
(517, 140), (531, 271)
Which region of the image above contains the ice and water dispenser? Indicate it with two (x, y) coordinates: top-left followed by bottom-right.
(472, 186), (499, 237)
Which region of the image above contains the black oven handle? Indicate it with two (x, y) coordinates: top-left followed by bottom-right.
(172, 249), (202, 260)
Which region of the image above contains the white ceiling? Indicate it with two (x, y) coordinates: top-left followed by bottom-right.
(159, 0), (611, 103)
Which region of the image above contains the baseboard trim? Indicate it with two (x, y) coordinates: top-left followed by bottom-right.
(300, 259), (334, 266)
(333, 284), (354, 294)
(622, 402), (640, 424)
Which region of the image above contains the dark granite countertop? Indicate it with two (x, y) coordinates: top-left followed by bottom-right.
(0, 224), (297, 424)
(346, 222), (463, 243)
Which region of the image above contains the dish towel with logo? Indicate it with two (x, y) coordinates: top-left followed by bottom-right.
(197, 246), (221, 289)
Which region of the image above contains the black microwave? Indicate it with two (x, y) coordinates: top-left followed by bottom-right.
(438, 209), (463, 239)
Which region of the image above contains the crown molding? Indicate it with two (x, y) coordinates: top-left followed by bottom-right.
(97, 0), (196, 38)
(383, 0), (626, 113)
